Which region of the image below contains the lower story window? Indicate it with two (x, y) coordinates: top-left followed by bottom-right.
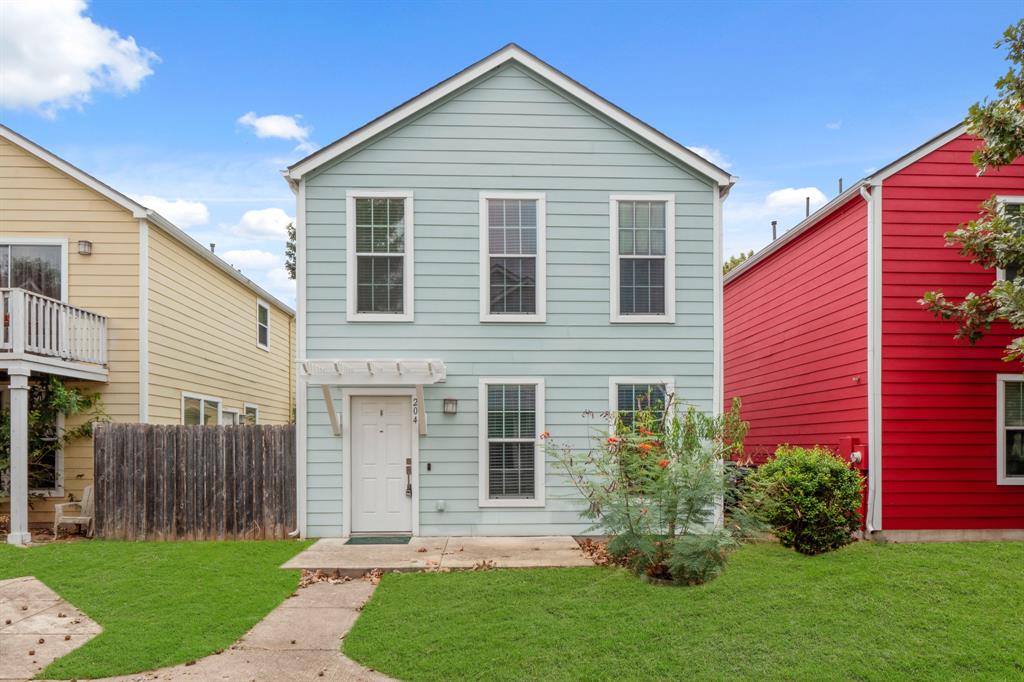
(998, 375), (1024, 485)
(610, 378), (674, 429)
(244, 404), (259, 425)
(182, 394), (222, 426)
(479, 378), (545, 506)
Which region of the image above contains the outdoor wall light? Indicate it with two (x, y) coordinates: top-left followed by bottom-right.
(443, 398), (458, 415)
(78, 240), (93, 256)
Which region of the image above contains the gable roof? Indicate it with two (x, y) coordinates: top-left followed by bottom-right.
(0, 125), (294, 316)
(285, 43), (735, 187)
(723, 122), (969, 284)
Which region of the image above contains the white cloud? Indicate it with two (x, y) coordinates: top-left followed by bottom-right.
(134, 194), (209, 228)
(0, 0), (158, 116)
(763, 187), (828, 214)
(826, 121), (842, 130)
(724, 186), (829, 256)
(238, 112), (314, 152)
(221, 249), (282, 271)
(263, 266), (297, 303)
(228, 207), (294, 239)
(689, 145), (732, 170)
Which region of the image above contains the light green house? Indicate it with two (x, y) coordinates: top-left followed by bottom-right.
(285, 44), (733, 538)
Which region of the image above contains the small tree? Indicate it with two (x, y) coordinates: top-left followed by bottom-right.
(547, 397), (760, 585)
(723, 250), (754, 275)
(284, 221), (296, 280)
(0, 377), (107, 497)
(920, 20), (1024, 361)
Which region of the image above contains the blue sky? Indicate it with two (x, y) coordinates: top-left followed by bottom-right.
(3, 0), (1021, 304)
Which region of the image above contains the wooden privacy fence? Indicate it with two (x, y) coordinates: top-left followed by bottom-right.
(93, 423), (296, 540)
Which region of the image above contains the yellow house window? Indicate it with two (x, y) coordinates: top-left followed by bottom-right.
(257, 300), (270, 350)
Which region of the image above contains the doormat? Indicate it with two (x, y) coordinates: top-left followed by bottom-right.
(346, 536), (412, 545)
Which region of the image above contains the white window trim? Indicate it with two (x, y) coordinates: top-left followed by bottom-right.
(478, 192), (547, 322)
(609, 194), (676, 323)
(478, 377), (546, 508)
(256, 298), (270, 351)
(995, 196), (1024, 281)
(0, 238), (69, 302)
(180, 391), (223, 426)
(243, 403), (260, 424)
(345, 190), (415, 322)
(996, 374), (1024, 485)
(608, 377), (676, 422)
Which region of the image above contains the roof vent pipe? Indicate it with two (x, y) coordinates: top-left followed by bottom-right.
(771, 220), (777, 240)
(805, 197), (811, 217)
(209, 243), (215, 253)
(839, 177), (844, 194)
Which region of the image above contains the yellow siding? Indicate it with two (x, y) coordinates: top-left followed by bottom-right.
(146, 226), (294, 426)
(0, 136), (140, 523)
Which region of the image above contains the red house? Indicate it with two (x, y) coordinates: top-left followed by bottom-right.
(724, 124), (1024, 541)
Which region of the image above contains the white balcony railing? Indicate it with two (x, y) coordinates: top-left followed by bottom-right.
(1, 288), (108, 366)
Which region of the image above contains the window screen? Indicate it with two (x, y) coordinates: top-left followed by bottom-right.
(617, 201), (667, 315)
(487, 199), (538, 315)
(616, 383), (668, 426)
(1004, 381), (1024, 478)
(486, 384), (537, 499)
(354, 197), (406, 314)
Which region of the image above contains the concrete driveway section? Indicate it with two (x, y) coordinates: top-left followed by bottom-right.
(0, 576), (102, 682)
(283, 536), (593, 573)
(80, 580), (391, 682)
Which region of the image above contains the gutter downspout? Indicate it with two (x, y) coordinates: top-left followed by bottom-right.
(859, 183), (882, 534)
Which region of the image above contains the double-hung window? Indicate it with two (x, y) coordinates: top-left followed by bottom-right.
(996, 197), (1024, 281)
(182, 393), (222, 426)
(610, 195), (676, 322)
(256, 300), (270, 350)
(346, 191), (414, 321)
(997, 374), (1024, 485)
(478, 378), (545, 507)
(479, 193), (546, 321)
(609, 377), (674, 428)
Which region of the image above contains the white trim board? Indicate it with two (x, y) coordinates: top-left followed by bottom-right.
(609, 194), (676, 324)
(285, 44), (733, 187)
(340, 387), (421, 537)
(996, 374), (1024, 486)
(295, 178), (308, 538)
(478, 191), (547, 323)
(138, 220), (149, 422)
(345, 190), (415, 322)
(478, 377), (546, 508)
(863, 183), (884, 531)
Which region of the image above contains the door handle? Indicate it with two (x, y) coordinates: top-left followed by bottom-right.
(405, 457), (412, 497)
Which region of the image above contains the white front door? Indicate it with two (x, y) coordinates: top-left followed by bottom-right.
(351, 395), (413, 533)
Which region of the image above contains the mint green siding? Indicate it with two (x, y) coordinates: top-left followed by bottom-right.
(303, 64), (716, 537)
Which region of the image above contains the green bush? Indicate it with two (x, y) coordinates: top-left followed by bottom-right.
(748, 445), (864, 555)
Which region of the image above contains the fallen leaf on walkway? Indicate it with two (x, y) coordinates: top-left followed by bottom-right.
(416, 546), (427, 552)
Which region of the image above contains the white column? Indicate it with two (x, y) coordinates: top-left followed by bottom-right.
(7, 367), (32, 545)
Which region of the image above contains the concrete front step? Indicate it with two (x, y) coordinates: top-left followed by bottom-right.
(281, 536), (594, 575)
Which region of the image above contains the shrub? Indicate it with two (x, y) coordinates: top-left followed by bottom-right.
(548, 397), (761, 585)
(747, 445), (864, 555)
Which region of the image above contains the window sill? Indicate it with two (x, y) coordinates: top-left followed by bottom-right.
(478, 498), (546, 508)
(347, 313), (415, 323)
(996, 476), (1024, 486)
(480, 314), (546, 323)
(610, 316), (676, 324)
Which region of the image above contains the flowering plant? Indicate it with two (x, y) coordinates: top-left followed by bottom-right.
(547, 397), (760, 585)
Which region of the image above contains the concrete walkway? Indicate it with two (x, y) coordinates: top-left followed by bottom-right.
(282, 536), (594, 574)
(0, 576), (102, 682)
(78, 580), (391, 682)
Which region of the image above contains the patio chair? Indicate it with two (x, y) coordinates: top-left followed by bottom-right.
(54, 485), (94, 537)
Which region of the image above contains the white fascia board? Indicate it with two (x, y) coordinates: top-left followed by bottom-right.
(285, 44), (733, 187)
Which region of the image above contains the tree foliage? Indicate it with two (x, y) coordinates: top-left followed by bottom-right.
(284, 221), (296, 280)
(723, 249), (754, 275)
(920, 20), (1024, 361)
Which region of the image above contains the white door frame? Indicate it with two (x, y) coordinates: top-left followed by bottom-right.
(341, 387), (420, 537)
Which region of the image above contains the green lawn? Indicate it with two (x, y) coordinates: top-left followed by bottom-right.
(0, 540), (310, 679)
(345, 541), (1024, 681)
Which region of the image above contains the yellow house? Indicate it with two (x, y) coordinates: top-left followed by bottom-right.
(0, 125), (295, 544)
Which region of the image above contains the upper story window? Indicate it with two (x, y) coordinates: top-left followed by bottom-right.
(997, 198), (1024, 280)
(997, 374), (1024, 485)
(479, 193), (546, 322)
(346, 191), (414, 322)
(0, 242), (64, 300)
(610, 195), (676, 323)
(478, 378), (545, 507)
(256, 299), (270, 350)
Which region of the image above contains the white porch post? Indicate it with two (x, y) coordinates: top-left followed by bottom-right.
(7, 367), (32, 545)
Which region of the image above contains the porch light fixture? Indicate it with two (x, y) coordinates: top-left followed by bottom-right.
(78, 240), (92, 256)
(443, 398), (458, 415)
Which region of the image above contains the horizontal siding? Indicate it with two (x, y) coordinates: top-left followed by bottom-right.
(724, 197), (868, 459)
(0, 136), (140, 523)
(880, 134), (1024, 530)
(304, 64), (716, 537)
(146, 226), (294, 427)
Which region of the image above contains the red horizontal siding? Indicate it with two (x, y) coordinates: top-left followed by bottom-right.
(881, 133), (1024, 531)
(725, 198), (868, 461)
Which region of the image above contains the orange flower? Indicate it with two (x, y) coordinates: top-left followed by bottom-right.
(638, 442), (654, 452)
(658, 459), (670, 469)
(607, 436), (619, 445)
(540, 431), (551, 440)
(637, 426), (651, 436)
